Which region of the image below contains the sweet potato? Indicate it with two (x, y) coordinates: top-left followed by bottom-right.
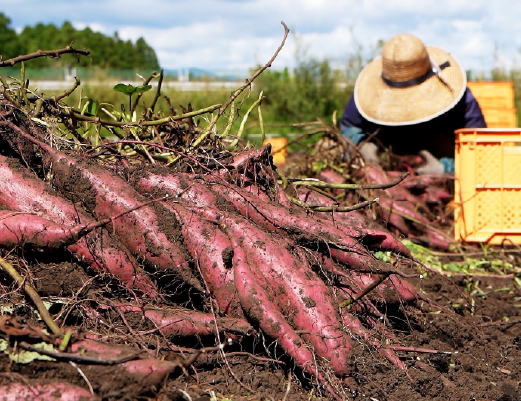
(0, 155), (157, 296)
(134, 172), (282, 233)
(340, 312), (406, 370)
(2, 124), (201, 291)
(48, 154), (202, 291)
(360, 167), (453, 248)
(296, 187), (368, 231)
(0, 382), (96, 401)
(230, 233), (343, 401)
(0, 210), (88, 251)
(360, 165), (430, 212)
(352, 167), (454, 249)
(160, 202), (243, 317)
(0, 109), (428, 398)
(315, 247), (417, 304)
(225, 144), (272, 172)
(208, 182), (410, 269)
(121, 358), (181, 386)
(193, 206), (353, 376)
(316, 168), (348, 196)
(0, 206), (151, 251)
(116, 305), (255, 336)
(295, 187), (412, 255)
(134, 171), (413, 286)
(378, 198), (452, 249)
(378, 198), (431, 226)
(420, 186), (453, 203)
(135, 172), (376, 256)
(208, 179), (409, 255)
(70, 339), (180, 386)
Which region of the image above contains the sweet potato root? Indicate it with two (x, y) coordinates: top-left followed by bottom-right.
(189, 205), (353, 376)
(0, 210), (90, 251)
(0, 382), (96, 401)
(229, 233), (343, 401)
(134, 170), (418, 301)
(70, 339), (181, 385)
(0, 204), (154, 252)
(134, 171), (410, 267)
(116, 305), (255, 336)
(48, 153), (202, 291)
(160, 202), (243, 317)
(207, 181), (414, 272)
(295, 187), (412, 254)
(0, 155), (157, 296)
(1, 123), (202, 291)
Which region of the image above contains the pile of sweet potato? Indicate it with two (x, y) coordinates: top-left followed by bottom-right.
(0, 98), (430, 400)
(0, 29), (447, 398)
(314, 164), (455, 250)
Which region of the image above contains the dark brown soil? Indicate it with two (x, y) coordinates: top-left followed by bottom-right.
(1, 255), (520, 401)
(159, 271), (521, 401)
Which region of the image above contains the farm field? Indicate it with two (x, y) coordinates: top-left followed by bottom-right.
(1, 33), (521, 401)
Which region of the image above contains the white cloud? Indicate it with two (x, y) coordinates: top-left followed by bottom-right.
(451, 19), (482, 32)
(72, 22), (107, 34)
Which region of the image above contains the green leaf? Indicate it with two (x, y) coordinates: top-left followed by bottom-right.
(134, 84), (152, 94)
(373, 251), (392, 263)
(113, 83), (152, 96)
(81, 98), (99, 116)
(0, 339), (55, 364)
(311, 160), (328, 174)
(113, 83), (137, 95)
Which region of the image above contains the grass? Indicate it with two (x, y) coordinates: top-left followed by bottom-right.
(374, 239), (521, 284)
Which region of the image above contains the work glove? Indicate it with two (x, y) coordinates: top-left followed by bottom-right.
(359, 142), (379, 164)
(342, 127), (366, 145)
(416, 150), (445, 175)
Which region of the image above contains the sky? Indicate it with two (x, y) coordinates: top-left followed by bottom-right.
(3, 0), (521, 76)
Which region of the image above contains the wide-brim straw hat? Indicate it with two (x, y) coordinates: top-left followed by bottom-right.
(354, 33), (467, 126)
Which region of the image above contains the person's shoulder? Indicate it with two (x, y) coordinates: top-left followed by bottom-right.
(464, 86), (476, 99)
(450, 86), (477, 111)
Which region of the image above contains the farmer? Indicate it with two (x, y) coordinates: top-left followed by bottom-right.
(340, 33), (486, 175)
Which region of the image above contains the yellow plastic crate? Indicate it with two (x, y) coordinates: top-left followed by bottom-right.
(455, 128), (521, 244)
(262, 137), (288, 165)
(467, 81), (515, 109)
(481, 107), (518, 128)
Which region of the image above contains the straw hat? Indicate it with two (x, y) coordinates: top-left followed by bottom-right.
(354, 33), (466, 125)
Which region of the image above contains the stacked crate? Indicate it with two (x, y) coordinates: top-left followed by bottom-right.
(454, 83), (519, 244)
(467, 81), (517, 128)
(455, 128), (521, 244)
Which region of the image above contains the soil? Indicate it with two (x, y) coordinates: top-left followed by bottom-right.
(0, 252), (520, 401)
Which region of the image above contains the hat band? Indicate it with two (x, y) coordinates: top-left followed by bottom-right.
(381, 60), (450, 88)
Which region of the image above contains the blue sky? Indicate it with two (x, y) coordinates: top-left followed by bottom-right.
(3, 0), (521, 74)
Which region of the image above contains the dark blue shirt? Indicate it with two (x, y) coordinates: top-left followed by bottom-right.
(339, 87), (487, 159)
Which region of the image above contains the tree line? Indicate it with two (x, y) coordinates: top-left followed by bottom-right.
(0, 13), (159, 70)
